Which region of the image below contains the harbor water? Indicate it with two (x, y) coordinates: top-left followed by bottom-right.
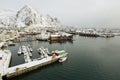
(8, 35), (120, 80)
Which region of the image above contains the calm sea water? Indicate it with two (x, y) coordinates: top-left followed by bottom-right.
(8, 35), (120, 80)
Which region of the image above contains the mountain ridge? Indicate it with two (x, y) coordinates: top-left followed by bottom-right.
(0, 5), (62, 28)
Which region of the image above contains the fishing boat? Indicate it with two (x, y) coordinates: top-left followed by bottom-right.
(24, 53), (31, 63)
(18, 45), (26, 55)
(27, 44), (33, 52)
(8, 41), (16, 46)
(59, 56), (67, 62)
(29, 47), (33, 52)
(18, 46), (22, 55)
(26, 46), (32, 57)
(38, 47), (49, 58)
(38, 47), (68, 62)
(99, 33), (115, 38)
(49, 33), (61, 41)
(50, 32), (73, 41)
(52, 50), (68, 62)
(36, 32), (50, 41)
(60, 32), (73, 40)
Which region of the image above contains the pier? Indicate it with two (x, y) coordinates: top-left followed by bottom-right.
(0, 42), (68, 80)
(0, 49), (11, 79)
(5, 53), (67, 79)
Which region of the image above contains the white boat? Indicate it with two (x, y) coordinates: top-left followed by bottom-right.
(18, 47), (22, 54)
(29, 47), (33, 52)
(26, 46), (32, 57)
(38, 47), (68, 62)
(50, 33), (61, 40)
(8, 41), (16, 46)
(36, 32), (50, 41)
(18, 45), (32, 53)
(29, 52), (32, 57)
(38, 47), (49, 58)
(58, 56), (67, 62)
(28, 44), (33, 52)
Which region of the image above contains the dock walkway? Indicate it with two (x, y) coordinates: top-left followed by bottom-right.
(5, 53), (67, 78)
(0, 42), (68, 79)
(0, 50), (11, 80)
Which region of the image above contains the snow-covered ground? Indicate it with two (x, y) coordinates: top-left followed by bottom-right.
(0, 50), (11, 76)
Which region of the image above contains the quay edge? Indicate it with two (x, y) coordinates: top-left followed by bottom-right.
(5, 53), (68, 79)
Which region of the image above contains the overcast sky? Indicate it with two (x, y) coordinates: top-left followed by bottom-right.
(0, 0), (120, 27)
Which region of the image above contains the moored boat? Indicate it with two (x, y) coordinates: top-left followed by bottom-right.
(8, 41), (16, 46)
(59, 56), (67, 62)
(36, 32), (50, 41)
(18, 46), (22, 55)
(50, 32), (73, 41)
(38, 47), (68, 62)
(49, 33), (61, 41)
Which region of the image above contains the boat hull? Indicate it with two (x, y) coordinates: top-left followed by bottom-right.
(59, 56), (67, 62)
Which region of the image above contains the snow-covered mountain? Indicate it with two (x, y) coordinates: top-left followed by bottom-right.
(16, 5), (40, 27)
(0, 5), (62, 28)
(40, 14), (61, 28)
(0, 10), (16, 27)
